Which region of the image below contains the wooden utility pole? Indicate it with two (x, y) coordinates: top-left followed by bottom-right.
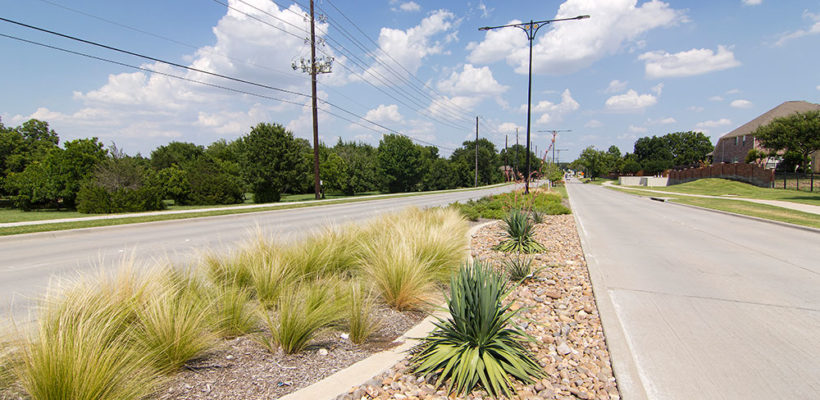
(504, 134), (509, 182)
(474, 116), (479, 187)
(515, 128), (519, 180)
(309, 0), (320, 199)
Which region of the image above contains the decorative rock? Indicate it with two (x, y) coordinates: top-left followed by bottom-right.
(318, 348), (329, 356)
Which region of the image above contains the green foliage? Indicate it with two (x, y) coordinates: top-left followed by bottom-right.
(239, 123), (308, 203)
(499, 144), (541, 180)
(503, 255), (534, 282)
(76, 155), (165, 214)
(541, 162), (564, 184)
(377, 134), (424, 193)
(745, 148), (767, 164)
(183, 156), (244, 205)
(634, 131), (713, 171)
(333, 140), (379, 195)
(422, 157), (458, 191)
(494, 209), (546, 254)
(451, 190), (570, 220)
(530, 209), (544, 224)
(449, 138), (503, 187)
(259, 280), (345, 354)
(150, 141), (204, 170)
(410, 261), (543, 398)
(576, 146), (609, 179)
(752, 110), (820, 172)
(212, 285), (258, 338)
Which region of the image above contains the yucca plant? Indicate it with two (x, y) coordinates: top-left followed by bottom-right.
(259, 280), (345, 354)
(346, 281), (380, 344)
(410, 260), (543, 398)
(494, 209), (547, 254)
(504, 255), (534, 282)
(530, 209), (544, 224)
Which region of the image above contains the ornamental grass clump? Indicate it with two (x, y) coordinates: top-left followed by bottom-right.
(259, 279), (345, 354)
(410, 260), (544, 398)
(494, 209), (547, 254)
(346, 281), (381, 344)
(212, 284), (258, 338)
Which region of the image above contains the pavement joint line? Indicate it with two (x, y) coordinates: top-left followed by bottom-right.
(608, 286), (820, 313)
(278, 220), (497, 400)
(566, 182), (645, 400)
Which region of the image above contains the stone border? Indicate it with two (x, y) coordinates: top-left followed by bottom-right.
(279, 221), (496, 400)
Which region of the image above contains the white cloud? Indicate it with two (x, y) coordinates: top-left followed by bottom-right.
(639, 45), (741, 78)
(628, 125), (648, 133)
(518, 89), (580, 124)
(651, 83), (664, 95)
(605, 80), (628, 94)
(696, 118), (732, 128)
(437, 64), (508, 96)
(726, 88), (741, 94)
(585, 119), (603, 128)
(648, 117), (676, 124)
(363, 104), (403, 123)
(604, 89), (657, 112)
(730, 99), (753, 108)
(397, 2), (421, 12)
(709, 96), (724, 102)
(742, 0), (762, 5)
(688, 106), (705, 112)
(468, 0), (686, 75)
(774, 11), (820, 46)
(817, 85), (820, 90)
(497, 122), (524, 135)
(476, 2), (493, 18)
(428, 96), (482, 118)
(365, 10), (455, 80)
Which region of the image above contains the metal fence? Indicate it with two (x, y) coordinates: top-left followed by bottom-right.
(773, 172), (818, 192)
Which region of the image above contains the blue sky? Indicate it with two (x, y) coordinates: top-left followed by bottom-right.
(1, 0), (818, 160)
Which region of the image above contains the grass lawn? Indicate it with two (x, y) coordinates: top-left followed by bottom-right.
(624, 178), (820, 206)
(608, 186), (820, 229)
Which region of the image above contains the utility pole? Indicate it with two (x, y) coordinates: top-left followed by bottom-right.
(504, 134), (509, 182)
(475, 116), (479, 187)
(538, 129), (571, 164)
(480, 14), (589, 193)
(555, 148), (568, 166)
(515, 128), (519, 180)
(294, 0), (333, 200)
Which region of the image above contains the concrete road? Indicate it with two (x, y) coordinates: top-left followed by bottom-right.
(566, 180), (820, 399)
(0, 184), (518, 321)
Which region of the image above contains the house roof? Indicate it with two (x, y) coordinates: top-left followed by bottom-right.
(718, 100), (820, 141)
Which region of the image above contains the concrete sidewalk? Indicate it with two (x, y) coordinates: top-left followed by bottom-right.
(604, 181), (820, 216)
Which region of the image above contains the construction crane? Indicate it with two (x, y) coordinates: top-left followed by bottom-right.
(538, 129), (571, 164)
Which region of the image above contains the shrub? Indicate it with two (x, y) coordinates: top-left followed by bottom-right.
(259, 280), (345, 354)
(76, 156), (165, 214)
(409, 261), (543, 398)
(494, 209), (547, 254)
(504, 255), (534, 282)
(346, 281), (380, 344)
(530, 210), (544, 224)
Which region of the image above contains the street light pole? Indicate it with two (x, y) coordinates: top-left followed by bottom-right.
(480, 14), (589, 194)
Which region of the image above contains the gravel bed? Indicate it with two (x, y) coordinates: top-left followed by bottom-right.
(336, 215), (621, 400)
(152, 305), (426, 399)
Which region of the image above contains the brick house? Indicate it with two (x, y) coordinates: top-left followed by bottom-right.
(713, 100), (820, 172)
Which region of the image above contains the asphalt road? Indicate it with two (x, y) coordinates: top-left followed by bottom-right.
(566, 180), (820, 399)
(0, 184), (518, 322)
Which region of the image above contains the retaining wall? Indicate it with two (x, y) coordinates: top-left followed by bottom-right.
(668, 163), (774, 188)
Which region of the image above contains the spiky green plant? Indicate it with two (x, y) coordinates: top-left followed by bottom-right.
(249, 253), (295, 308)
(494, 209), (547, 254)
(504, 255), (534, 282)
(346, 281), (380, 344)
(284, 225), (362, 278)
(132, 286), (216, 373)
(530, 209), (544, 224)
(259, 280), (345, 354)
(410, 260), (544, 398)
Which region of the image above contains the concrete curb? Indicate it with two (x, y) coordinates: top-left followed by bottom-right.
(566, 184), (649, 400)
(279, 220), (497, 400)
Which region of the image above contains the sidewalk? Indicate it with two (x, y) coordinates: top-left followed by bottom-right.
(604, 181), (820, 216)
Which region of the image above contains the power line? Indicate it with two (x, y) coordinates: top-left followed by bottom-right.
(0, 29), (454, 151)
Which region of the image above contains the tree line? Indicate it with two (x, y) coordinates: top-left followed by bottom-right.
(570, 131), (713, 179)
(1, 119), (543, 213)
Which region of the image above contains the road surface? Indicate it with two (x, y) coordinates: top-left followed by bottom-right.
(567, 180), (820, 399)
(0, 184), (518, 321)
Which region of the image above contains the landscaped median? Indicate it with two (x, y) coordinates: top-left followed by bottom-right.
(0, 186), (621, 400)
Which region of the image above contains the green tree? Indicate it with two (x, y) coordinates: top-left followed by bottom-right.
(184, 156), (244, 205)
(605, 145), (622, 175)
(150, 141), (205, 170)
(77, 152), (165, 214)
(663, 131), (713, 166)
(377, 134), (423, 193)
(450, 138), (502, 187)
(499, 144), (541, 180)
(576, 146), (607, 179)
(1, 119), (59, 194)
(752, 110), (820, 173)
(238, 123), (307, 203)
(333, 140), (378, 195)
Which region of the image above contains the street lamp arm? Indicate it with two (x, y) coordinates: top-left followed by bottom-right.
(478, 15), (589, 31)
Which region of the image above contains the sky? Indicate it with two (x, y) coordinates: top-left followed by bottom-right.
(1, 0), (819, 161)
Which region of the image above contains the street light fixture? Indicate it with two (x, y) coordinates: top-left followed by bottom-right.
(480, 14), (589, 194)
